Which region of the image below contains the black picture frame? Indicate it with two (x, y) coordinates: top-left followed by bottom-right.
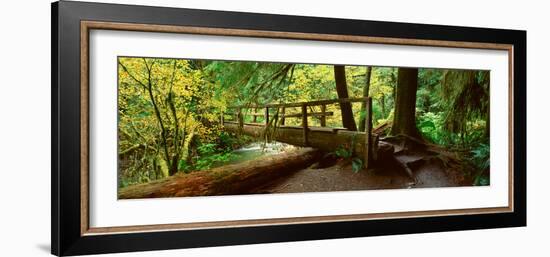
(51, 1), (526, 256)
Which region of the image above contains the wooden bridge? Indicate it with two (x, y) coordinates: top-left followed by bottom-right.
(221, 97), (377, 168)
(118, 97), (433, 199)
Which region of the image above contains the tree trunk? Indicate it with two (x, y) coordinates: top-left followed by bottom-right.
(118, 148), (321, 199)
(391, 69), (397, 104)
(334, 65), (357, 131)
(144, 62), (172, 174)
(379, 94), (386, 118)
(485, 108), (490, 137)
(391, 68), (421, 139)
(169, 154), (179, 176)
(359, 67), (373, 131)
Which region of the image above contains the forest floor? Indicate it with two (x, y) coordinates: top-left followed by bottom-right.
(251, 153), (471, 194)
(118, 140), (476, 199)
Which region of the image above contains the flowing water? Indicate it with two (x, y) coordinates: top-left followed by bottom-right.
(223, 141), (296, 166)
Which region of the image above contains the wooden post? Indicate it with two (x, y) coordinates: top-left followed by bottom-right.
(280, 107), (285, 126)
(220, 111), (224, 124)
(302, 103), (309, 146)
(265, 107), (269, 126)
(372, 134), (379, 162)
(238, 108), (244, 130)
(364, 98), (373, 169)
(320, 104), (327, 127)
(253, 107), (258, 123)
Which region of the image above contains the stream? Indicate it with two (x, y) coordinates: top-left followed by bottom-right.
(222, 141), (297, 166)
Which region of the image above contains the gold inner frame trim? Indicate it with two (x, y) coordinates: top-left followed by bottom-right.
(80, 20), (515, 236)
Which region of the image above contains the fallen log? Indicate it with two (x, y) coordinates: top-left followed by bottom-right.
(118, 148), (321, 199)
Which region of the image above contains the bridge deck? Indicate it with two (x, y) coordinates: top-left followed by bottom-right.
(222, 97), (374, 168)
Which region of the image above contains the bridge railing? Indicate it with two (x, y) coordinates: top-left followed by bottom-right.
(223, 97), (371, 126)
(222, 97), (373, 168)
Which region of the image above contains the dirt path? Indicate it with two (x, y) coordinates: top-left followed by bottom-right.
(253, 157), (469, 194)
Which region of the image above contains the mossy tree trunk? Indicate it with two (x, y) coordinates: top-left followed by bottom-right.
(334, 65), (358, 131)
(391, 68), (422, 139)
(359, 66), (373, 132)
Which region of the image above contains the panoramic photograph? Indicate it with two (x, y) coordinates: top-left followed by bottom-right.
(116, 57), (490, 199)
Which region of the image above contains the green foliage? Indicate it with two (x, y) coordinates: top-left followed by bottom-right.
(118, 57), (223, 184)
(177, 159), (192, 173)
(217, 131), (253, 151)
(332, 134), (365, 173)
(351, 158), (363, 173)
(207, 61), (294, 106)
(332, 145), (364, 173)
(183, 133), (255, 172)
(471, 143), (490, 170)
(471, 143), (490, 186)
(440, 70), (490, 137)
(194, 151), (235, 171)
(334, 145), (353, 159)
(416, 69), (490, 149)
(418, 110), (488, 148)
(417, 111), (445, 144)
(474, 175), (490, 186)
(191, 141), (237, 171)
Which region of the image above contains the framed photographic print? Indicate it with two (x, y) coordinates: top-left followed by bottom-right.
(51, 1), (526, 256)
